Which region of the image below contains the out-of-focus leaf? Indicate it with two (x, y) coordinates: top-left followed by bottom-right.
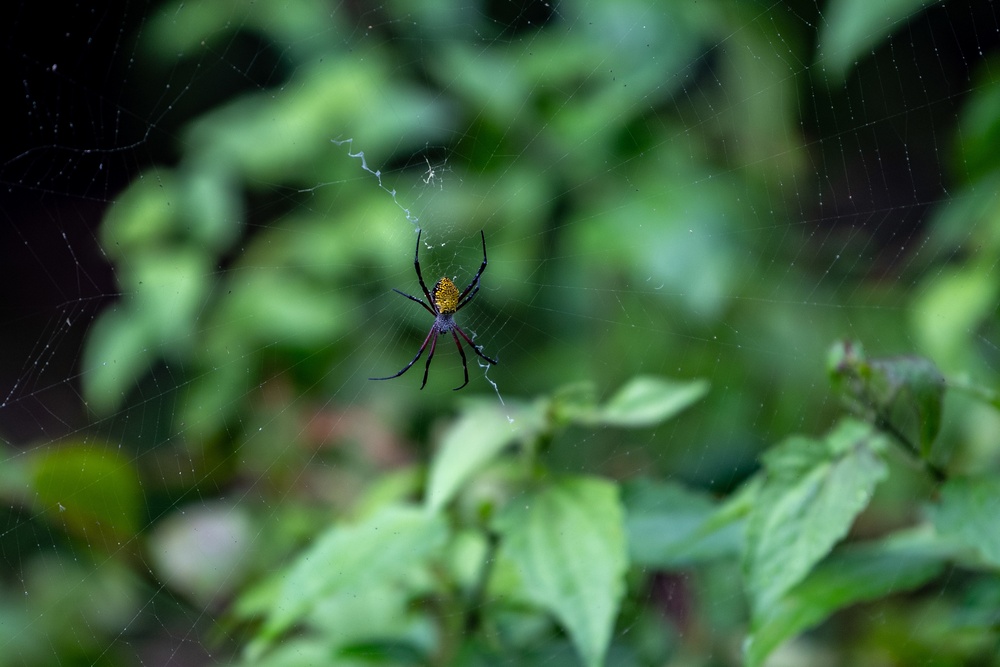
(623, 478), (742, 567)
(99, 169), (180, 261)
(828, 340), (946, 461)
(426, 401), (539, 512)
(494, 476), (627, 667)
(912, 263), (1000, 373)
(147, 0), (344, 61)
(220, 270), (345, 347)
(252, 505), (447, 657)
(745, 528), (947, 667)
(577, 170), (743, 321)
(929, 475), (1000, 569)
(952, 64), (1000, 184)
(175, 349), (250, 441)
(31, 444), (142, 548)
(180, 163), (243, 251)
(126, 248), (212, 351)
(148, 502), (254, 606)
(81, 307), (157, 414)
(743, 419), (888, 615)
(818, 0), (936, 81)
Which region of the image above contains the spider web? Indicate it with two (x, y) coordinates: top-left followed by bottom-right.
(2, 0), (1000, 665)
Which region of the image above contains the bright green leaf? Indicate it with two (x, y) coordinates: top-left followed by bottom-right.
(579, 376), (708, 428)
(253, 505), (447, 657)
(426, 401), (537, 512)
(745, 528), (946, 667)
(744, 420), (888, 615)
(930, 475), (1000, 569)
(81, 306), (157, 414)
(494, 477), (627, 667)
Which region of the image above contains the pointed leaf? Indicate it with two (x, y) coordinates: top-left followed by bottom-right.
(745, 529), (946, 667)
(744, 420), (888, 614)
(254, 505), (447, 655)
(426, 401), (539, 512)
(578, 376), (708, 428)
(495, 477), (627, 667)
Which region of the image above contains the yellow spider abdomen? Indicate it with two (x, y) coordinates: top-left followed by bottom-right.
(433, 277), (460, 314)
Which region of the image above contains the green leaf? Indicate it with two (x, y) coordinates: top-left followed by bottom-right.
(81, 307), (157, 414)
(31, 444), (142, 549)
(828, 340), (946, 461)
(743, 419), (888, 615)
(623, 478), (742, 568)
(426, 401), (539, 512)
(818, 0), (936, 81)
(494, 477), (627, 667)
(576, 376), (709, 428)
(745, 528), (946, 667)
(252, 505), (448, 657)
(929, 475), (1000, 569)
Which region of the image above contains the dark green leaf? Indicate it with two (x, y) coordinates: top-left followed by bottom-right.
(818, 0), (936, 81)
(31, 444), (142, 548)
(623, 478), (742, 568)
(828, 340), (946, 462)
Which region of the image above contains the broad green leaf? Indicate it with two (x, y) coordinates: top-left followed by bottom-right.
(929, 475), (1000, 568)
(818, 0), (936, 81)
(745, 528), (946, 667)
(576, 376), (709, 428)
(623, 478), (742, 568)
(494, 477), (627, 667)
(744, 419), (888, 615)
(253, 505), (447, 657)
(31, 443), (142, 549)
(426, 401), (538, 512)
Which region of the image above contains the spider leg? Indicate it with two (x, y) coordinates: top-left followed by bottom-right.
(455, 279), (480, 312)
(455, 230), (488, 305)
(411, 229), (435, 305)
(454, 324), (498, 365)
(369, 327), (435, 382)
(393, 288), (436, 316)
(419, 329), (439, 390)
(451, 330), (469, 391)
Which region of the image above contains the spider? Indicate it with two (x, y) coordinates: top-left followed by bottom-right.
(370, 230), (497, 390)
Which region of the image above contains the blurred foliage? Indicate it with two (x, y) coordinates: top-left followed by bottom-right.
(5, 0), (1000, 665)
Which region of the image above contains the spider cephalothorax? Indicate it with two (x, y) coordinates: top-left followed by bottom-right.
(370, 230), (497, 390)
